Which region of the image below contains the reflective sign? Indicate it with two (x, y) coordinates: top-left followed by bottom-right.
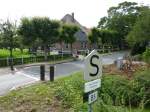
(84, 50), (102, 81)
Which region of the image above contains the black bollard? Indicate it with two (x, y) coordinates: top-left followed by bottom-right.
(40, 65), (45, 81)
(50, 66), (54, 81)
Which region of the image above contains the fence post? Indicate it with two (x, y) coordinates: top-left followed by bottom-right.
(7, 57), (9, 66)
(34, 56), (36, 63)
(22, 56), (24, 65)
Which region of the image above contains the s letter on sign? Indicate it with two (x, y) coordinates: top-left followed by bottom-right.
(84, 50), (102, 81)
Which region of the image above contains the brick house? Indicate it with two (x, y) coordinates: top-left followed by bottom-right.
(55, 13), (91, 54)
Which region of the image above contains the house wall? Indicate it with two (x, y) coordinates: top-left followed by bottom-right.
(55, 41), (91, 52)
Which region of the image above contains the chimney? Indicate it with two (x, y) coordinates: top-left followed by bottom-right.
(72, 12), (74, 22)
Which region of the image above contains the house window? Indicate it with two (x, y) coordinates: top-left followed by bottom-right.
(81, 42), (87, 48)
(65, 44), (69, 48)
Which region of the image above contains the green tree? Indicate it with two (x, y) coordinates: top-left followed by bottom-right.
(0, 20), (17, 70)
(18, 17), (39, 54)
(127, 8), (150, 55)
(127, 8), (150, 45)
(143, 48), (150, 65)
(18, 17), (36, 47)
(97, 1), (146, 49)
(88, 27), (100, 49)
(61, 24), (79, 54)
(89, 28), (119, 50)
(99, 30), (118, 46)
(18, 17), (60, 60)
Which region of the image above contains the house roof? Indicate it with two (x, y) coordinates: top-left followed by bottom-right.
(61, 13), (90, 42)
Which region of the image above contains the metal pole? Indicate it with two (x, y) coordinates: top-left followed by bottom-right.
(61, 48), (63, 61)
(54, 54), (55, 64)
(40, 65), (45, 81)
(10, 48), (14, 71)
(50, 66), (54, 81)
(88, 104), (92, 112)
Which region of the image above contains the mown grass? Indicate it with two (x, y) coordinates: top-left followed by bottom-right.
(0, 49), (30, 58)
(0, 69), (149, 112)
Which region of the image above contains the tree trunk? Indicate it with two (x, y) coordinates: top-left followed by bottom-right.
(70, 43), (73, 55)
(60, 42), (63, 60)
(20, 47), (23, 54)
(44, 45), (48, 61)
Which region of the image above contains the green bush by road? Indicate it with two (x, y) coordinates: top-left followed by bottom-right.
(0, 69), (149, 112)
(0, 49), (29, 58)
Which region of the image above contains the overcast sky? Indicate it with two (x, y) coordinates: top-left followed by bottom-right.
(0, 0), (149, 28)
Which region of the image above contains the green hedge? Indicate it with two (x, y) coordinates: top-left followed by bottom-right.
(0, 54), (71, 67)
(143, 48), (150, 64)
(99, 69), (150, 108)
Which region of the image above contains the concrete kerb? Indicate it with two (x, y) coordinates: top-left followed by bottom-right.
(0, 59), (75, 75)
(16, 58), (75, 70)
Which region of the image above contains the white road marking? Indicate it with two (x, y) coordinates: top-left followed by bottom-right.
(10, 80), (38, 91)
(17, 71), (39, 81)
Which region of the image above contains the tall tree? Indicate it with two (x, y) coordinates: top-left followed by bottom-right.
(88, 27), (100, 49)
(127, 8), (150, 55)
(18, 17), (60, 60)
(97, 1), (146, 49)
(18, 17), (36, 48)
(0, 20), (17, 70)
(61, 24), (79, 54)
(127, 8), (150, 44)
(99, 30), (119, 47)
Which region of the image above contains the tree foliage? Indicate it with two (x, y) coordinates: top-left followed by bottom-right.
(126, 7), (150, 55)
(0, 20), (17, 49)
(88, 27), (119, 49)
(88, 27), (100, 45)
(18, 17), (36, 46)
(97, 1), (147, 49)
(18, 17), (60, 60)
(61, 24), (79, 54)
(143, 48), (150, 65)
(127, 8), (150, 45)
(0, 20), (18, 70)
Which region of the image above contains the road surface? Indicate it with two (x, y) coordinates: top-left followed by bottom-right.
(0, 51), (128, 95)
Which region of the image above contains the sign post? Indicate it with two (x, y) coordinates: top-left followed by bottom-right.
(83, 50), (102, 112)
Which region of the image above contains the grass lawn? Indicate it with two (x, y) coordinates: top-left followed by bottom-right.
(0, 68), (149, 112)
(0, 49), (30, 58)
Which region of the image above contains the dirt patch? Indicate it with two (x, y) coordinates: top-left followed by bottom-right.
(103, 62), (148, 79)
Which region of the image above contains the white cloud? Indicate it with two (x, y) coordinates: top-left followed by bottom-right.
(0, 0), (149, 27)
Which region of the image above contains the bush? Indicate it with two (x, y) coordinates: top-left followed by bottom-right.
(132, 54), (142, 61)
(54, 74), (84, 110)
(133, 69), (150, 107)
(100, 75), (129, 106)
(131, 41), (147, 56)
(0, 54), (72, 67)
(143, 48), (150, 64)
(99, 69), (150, 108)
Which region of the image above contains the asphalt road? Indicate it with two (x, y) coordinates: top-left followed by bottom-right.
(0, 51), (128, 95)
(21, 51), (128, 78)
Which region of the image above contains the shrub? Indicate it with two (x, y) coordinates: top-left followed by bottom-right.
(99, 69), (150, 108)
(132, 54), (142, 61)
(143, 48), (150, 64)
(133, 69), (150, 107)
(99, 75), (129, 106)
(131, 41), (147, 56)
(0, 54), (72, 67)
(54, 74), (84, 110)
